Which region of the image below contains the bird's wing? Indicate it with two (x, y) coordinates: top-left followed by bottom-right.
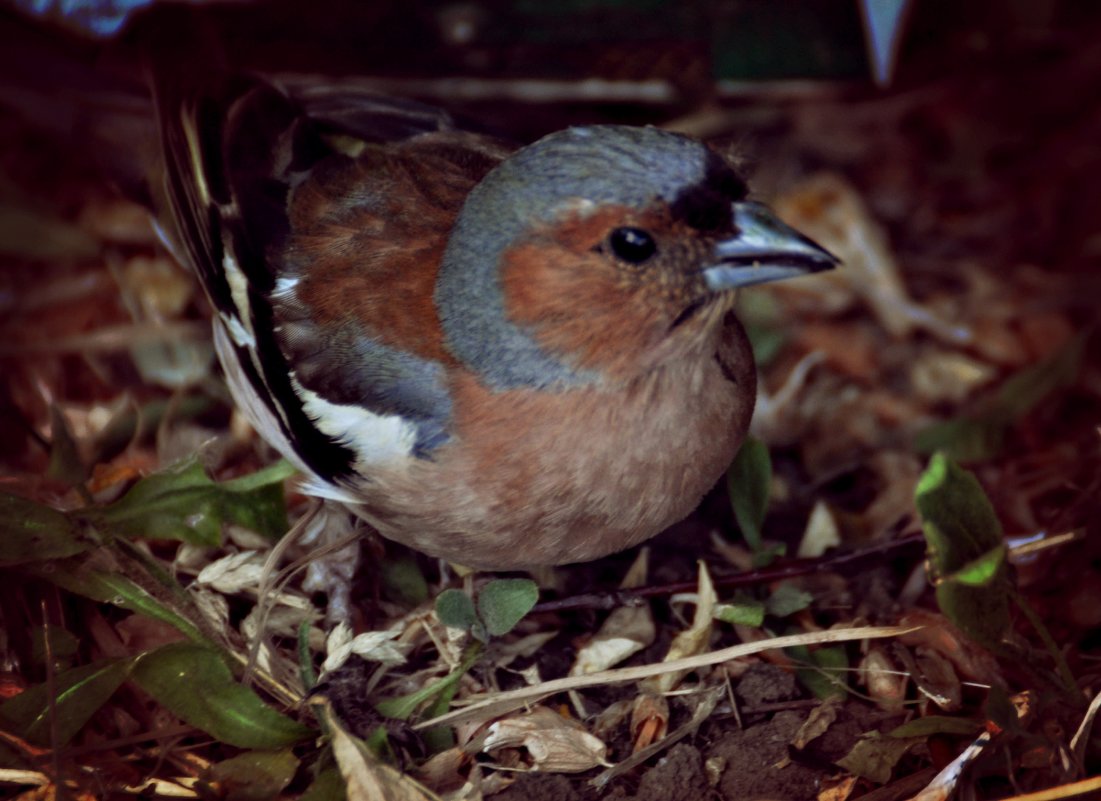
(156, 76), (505, 483)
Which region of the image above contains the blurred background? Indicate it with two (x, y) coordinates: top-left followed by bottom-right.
(1, 2), (1100, 799)
(2, 0), (1097, 509)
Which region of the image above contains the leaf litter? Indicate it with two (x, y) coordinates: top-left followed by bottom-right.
(0, 10), (1100, 801)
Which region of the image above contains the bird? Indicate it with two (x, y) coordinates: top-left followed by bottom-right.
(146, 75), (839, 570)
(2, 42), (837, 568)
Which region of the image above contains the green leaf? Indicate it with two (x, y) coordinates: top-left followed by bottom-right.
(888, 716), (983, 738)
(710, 2), (867, 80)
(765, 582), (813, 618)
(727, 437), (771, 551)
(88, 458), (290, 545)
(32, 562), (206, 643)
(915, 453), (1011, 648)
(200, 750), (300, 801)
(0, 492), (90, 565)
(379, 556), (429, 607)
(217, 460), (298, 494)
(299, 767), (347, 801)
(361, 724), (391, 759)
(950, 544), (1007, 587)
(0, 658), (131, 746)
(789, 644), (848, 700)
(375, 644), (482, 722)
(915, 453), (1004, 574)
(435, 589), (477, 632)
(131, 643), (314, 748)
(477, 578), (539, 637)
(29, 625), (80, 669)
(420, 674), (460, 755)
(714, 598), (765, 627)
(934, 580), (1011, 651)
(916, 452), (1009, 638)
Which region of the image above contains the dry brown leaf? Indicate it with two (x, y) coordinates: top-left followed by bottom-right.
(798, 500), (842, 558)
(898, 611), (1002, 685)
(0, 771), (48, 793)
(1017, 311), (1075, 362)
(967, 312), (1028, 366)
(590, 698), (634, 741)
(620, 546), (650, 589)
(818, 774), (859, 801)
(630, 692), (669, 753)
(909, 350), (996, 405)
(862, 451), (923, 539)
(413, 747), (469, 794)
(1070, 688), (1101, 763)
(324, 703), (436, 801)
(774, 173), (968, 344)
(323, 622), (411, 674)
(859, 646), (907, 713)
(912, 648), (962, 713)
(590, 685), (724, 790)
(479, 707), (609, 773)
(77, 197), (159, 245)
(794, 322), (879, 380)
(196, 551), (267, 595)
(568, 604), (655, 676)
(119, 255), (195, 318)
(642, 561), (717, 694)
(837, 733), (921, 785)
(114, 613), (188, 653)
(791, 696), (843, 750)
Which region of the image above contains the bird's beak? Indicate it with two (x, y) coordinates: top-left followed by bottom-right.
(702, 201), (839, 291)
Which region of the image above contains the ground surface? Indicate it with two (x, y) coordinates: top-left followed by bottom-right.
(1, 3), (1100, 800)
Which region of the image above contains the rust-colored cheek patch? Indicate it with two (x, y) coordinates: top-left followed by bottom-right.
(500, 241), (663, 377)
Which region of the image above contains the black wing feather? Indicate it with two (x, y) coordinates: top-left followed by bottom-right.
(157, 76), (454, 480)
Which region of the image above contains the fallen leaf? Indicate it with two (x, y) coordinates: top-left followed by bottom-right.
(791, 696), (843, 750)
(818, 774), (859, 801)
(859, 646), (907, 713)
(837, 732), (922, 784)
(480, 707), (609, 773)
(643, 561), (717, 693)
(798, 500), (842, 558)
(569, 604), (655, 676)
(630, 692), (669, 752)
(774, 173), (968, 344)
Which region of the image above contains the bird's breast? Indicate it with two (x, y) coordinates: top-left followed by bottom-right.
(347, 319), (756, 568)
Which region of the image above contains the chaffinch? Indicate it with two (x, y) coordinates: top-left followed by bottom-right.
(151, 77), (836, 569)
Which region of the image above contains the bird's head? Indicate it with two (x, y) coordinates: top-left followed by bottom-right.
(436, 125), (837, 388)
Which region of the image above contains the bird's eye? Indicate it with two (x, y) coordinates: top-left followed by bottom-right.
(608, 227), (657, 264)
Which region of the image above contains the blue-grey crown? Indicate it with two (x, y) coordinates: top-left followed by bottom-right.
(435, 125), (714, 391)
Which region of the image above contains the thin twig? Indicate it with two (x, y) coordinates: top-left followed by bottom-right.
(415, 624), (918, 731)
